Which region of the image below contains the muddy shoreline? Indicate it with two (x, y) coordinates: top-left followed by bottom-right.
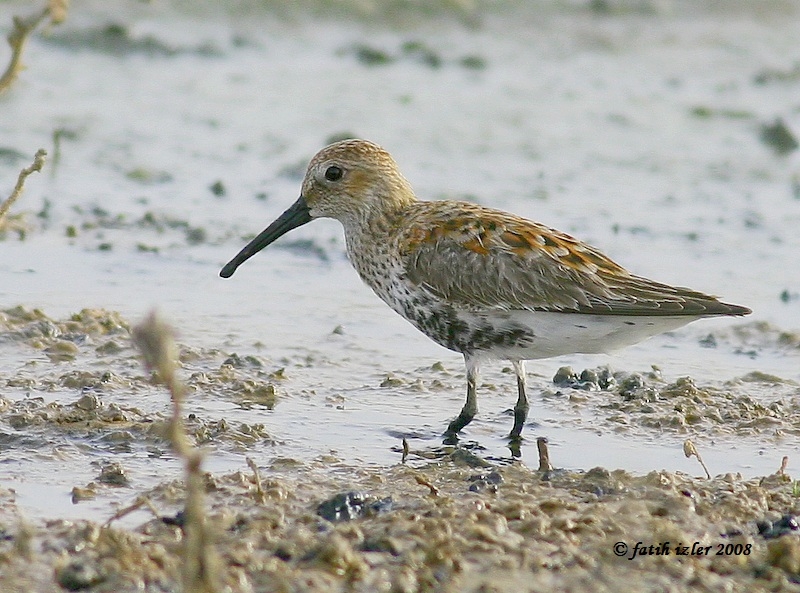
(1, 307), (799, 591)
(2, 454), (800, 592)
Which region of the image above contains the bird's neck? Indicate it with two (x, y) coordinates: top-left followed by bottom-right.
(342, 185), (416, 239)
(342, 197), (416, 283)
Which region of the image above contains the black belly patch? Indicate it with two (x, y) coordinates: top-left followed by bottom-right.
(464, 324), (534, 354)
(401, 301), (535, 355)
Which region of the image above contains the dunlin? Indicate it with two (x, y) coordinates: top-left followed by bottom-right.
(221, 139), (751, 441)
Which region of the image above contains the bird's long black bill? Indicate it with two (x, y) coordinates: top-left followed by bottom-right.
(220, 196), (311, 278)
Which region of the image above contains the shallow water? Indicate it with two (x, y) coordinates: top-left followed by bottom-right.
(1, 0), (799, 524)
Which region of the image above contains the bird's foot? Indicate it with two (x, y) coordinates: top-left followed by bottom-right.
(442, 430), (460, 446)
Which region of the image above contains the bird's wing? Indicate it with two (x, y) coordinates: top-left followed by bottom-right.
(398, 202), (749, 317)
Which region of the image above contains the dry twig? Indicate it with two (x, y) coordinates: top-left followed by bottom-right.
(683, 439), (711, 479)
(247, 457), (266, 504)
(536, 437), (553, 472)
(0, 1), (68, 94)
(0, 149), (46, 227)
(133, 311), (219, 593)
(104, 496), (161, 527)
(414, 474), (439, 497)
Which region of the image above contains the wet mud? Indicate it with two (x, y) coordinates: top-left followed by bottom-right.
(2, 454), (800, 592)
(1, 307), (799, 591)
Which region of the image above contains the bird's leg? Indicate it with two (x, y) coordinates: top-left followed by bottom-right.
(509, 359), (529, 440)
(445, 356), (479, 439)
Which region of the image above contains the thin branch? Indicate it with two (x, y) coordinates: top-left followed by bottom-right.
(0, 149), (46, 224)
(0, 0), (69, 94)
(536, 437), (553, 472)
(683, 439), (711, 479)
(247, 457), (266, 504)
(133, 311), (220, 593)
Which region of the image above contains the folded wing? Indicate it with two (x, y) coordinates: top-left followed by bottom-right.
(399, 202), (750, 317)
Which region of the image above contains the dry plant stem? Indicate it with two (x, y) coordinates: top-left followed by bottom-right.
(414, 474), (439, 497)
(47, 0), (69, 24)
(247, 457), (266, 504)
(51, 128), (72, 175)
(683, 440), (711, 480)
(0, 12), (46, 93)
(14, 519), (34, 560)
(104, 496), (160, 526)
(183, 450), (215, 593)
(132, 311), (218, 593)
(536, 437), (553, 472)
(0, 149), (46, 223)
(0, 1), (68, 94)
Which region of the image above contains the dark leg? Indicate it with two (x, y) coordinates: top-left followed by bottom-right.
(445, 356), (479, 438)
(509, 360), (529, 440)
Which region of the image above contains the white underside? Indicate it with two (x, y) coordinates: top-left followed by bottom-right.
(467, 310), (698, 361)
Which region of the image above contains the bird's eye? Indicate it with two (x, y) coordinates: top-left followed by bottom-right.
(324, 166), (343, 182)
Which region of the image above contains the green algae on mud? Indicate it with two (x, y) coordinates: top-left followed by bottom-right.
(2, 461), (800, 592)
